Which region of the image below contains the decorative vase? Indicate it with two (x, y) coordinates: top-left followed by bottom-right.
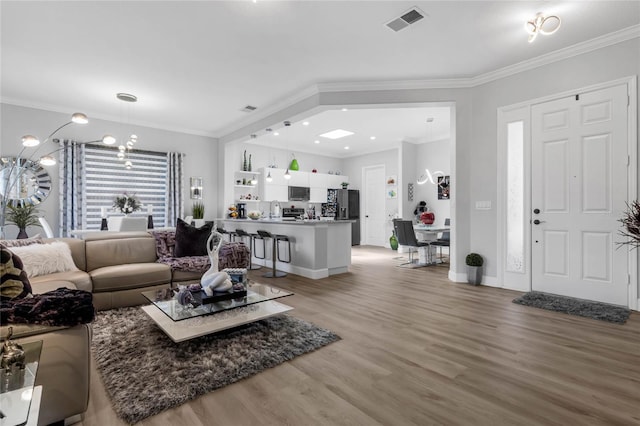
(420, 211), (435, 225)
(289, 157), (299, 171)
(248, 154), (252, 172)
(389, 231), (398, 250)
(17, 228), (28, 239)
(242, 150), (247, 171)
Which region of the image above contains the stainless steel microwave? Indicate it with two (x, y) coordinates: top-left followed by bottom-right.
(288, 186), (310, 201)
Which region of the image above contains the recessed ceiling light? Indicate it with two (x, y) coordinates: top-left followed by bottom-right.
(320, 129), (354, 140)
(370, 136), (376, 140)
(341, 108), (348, 112)
(302, 121), (310, 126)
(344, 146), (350, 150)
(274, 132), (279, 136)
(314, 140), (320, 144)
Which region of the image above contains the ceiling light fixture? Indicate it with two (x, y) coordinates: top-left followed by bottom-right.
(344, 146), (350, 150)
(115, 93), (139, 168)
(314, 140), (320, 144)
(320, 129), (354, 140)
(302, 121), (310, 126)
(274, 132), (279, 136)
(266, 170), (272, 182)
(370, 136), (376, 140)
(525, 12), (561, 43)
(284, 169), (291, 179)
(341, 108), (348, 112)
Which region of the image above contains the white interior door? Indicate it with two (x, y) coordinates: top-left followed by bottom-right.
(363, 165), (385, 246)
(531, 84), (629, 306)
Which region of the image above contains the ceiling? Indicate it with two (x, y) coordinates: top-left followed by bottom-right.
(245, 106), (451, 157)
(2, 1), (639, 155)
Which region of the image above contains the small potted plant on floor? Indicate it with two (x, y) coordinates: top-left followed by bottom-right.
(465, 252), (483, 285)
(6, 204), (40, 239)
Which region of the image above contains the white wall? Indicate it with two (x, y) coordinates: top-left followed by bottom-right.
(414, 139), (451, 227)
(469, 37), (640, 279)
(0, 104), (217, 237)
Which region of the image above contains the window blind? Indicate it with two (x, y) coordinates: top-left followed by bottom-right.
(82, 145), (168, 229)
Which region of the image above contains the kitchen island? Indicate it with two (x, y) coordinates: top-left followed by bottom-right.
(217, 218), (354, 279)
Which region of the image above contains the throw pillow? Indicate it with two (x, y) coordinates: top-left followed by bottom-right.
(0, 244), (32, 300)
(9, 241), (78, 278)
(1, 235), (44, 247)
(174, 218), (213, 257)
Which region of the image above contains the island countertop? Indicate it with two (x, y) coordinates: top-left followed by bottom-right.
(216, 218), (353, 279)
(216, 218), (355, 225)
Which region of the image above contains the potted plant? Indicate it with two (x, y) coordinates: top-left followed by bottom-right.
(113, 192), (141, 215)
(6, 204), (40, 239)
(619, 200), (640, 248)
(192, 202), (205, 227)
(341, 182), (349, 189)
(465, 252), (483, 285)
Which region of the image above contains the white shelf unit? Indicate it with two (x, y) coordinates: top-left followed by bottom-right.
(234, 170), (262, 203)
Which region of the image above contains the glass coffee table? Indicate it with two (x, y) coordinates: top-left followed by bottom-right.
(141, 281), (293, 342)
(0, 340), (43, 426)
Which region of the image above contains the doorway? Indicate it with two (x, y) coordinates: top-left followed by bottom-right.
(498, 79), (636, 308)
(363, 165), (386, 246)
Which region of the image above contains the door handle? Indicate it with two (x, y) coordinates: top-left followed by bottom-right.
(533, 219), (545, 225)
(365, 215), (369, 218)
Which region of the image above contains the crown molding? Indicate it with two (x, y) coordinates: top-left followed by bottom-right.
(470, 24), (640, 87)
(212, 84), (321, 138)
(317, 78), (474, 92)
(0, 96), (218, 139)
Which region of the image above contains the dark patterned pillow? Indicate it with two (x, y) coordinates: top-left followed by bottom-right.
(0, 244), (32, 300)
(174, 219), (213, 257)
(150, 230), (176, 259)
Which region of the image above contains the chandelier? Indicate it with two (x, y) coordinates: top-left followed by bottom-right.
(102, 93), (139, 169)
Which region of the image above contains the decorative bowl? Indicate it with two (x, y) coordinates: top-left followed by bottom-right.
(247, 210), (262, 220)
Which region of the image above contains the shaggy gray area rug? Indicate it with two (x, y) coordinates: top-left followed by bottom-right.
(92, 307), (340, 424)
(512, 291), (630, 324)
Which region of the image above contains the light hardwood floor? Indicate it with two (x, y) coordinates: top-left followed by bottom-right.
(79, 246), (640, 426)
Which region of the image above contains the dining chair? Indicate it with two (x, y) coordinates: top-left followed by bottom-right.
(430, 218), (450, 263)
(394, 220), (430, 267)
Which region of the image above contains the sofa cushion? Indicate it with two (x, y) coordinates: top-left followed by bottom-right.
(9, 242), (78, 278)
(85, 236), (157, 271)
(0, 244), (32, 300)
(174, 218), (212, 257)
(30, 271), (92, 293)
(90, 263), (171, 292)
(150, 230), (176, 258)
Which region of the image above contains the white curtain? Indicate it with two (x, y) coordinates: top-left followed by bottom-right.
(59, 140), (86, 237)
(166, 152), (184, 227)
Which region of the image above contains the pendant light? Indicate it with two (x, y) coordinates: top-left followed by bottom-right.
(266, 170), (273, 182)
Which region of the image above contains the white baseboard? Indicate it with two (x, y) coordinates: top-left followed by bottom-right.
(448, 271), (498, 287)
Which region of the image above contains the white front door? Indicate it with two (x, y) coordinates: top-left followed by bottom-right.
(363, 165), (386, 246)
(531, 84), (629, 305)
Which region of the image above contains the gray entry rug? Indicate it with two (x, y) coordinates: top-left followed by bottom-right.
(512, 291), (630, 324)
(92, 307), (340, 424)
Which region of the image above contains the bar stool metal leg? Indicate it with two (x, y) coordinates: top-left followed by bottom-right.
(257, 230), (287, 278)
(235, 229), (262, 270)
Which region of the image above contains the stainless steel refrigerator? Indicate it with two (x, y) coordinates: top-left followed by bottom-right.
(335, 189), (360, 246)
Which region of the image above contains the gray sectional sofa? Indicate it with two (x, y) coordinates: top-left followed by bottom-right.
(1, 231), (244, 425)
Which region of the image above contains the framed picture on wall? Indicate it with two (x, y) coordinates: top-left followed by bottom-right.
(438, 175), (450, 199)
(387, 186), (397, 199)
(386, 175), (397, 185)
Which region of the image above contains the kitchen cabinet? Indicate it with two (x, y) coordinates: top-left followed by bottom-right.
(287, 170), (309, 186)
(309, 187), (327, 203)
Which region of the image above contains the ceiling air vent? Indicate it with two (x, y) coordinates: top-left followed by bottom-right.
(385, 7), (426, 32)
(241, 105), (257, 113)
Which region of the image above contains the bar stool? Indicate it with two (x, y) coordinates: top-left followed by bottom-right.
(234, 229), (261, 270)
(257, 230), (291, 278)
(217, 227), (237, 242)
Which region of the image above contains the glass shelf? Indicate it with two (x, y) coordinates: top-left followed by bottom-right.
(235, 171), (260, 175)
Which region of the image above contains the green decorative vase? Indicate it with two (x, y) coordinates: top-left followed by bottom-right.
(389, 231), (398, 250)
(289, 158), (299, 171)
